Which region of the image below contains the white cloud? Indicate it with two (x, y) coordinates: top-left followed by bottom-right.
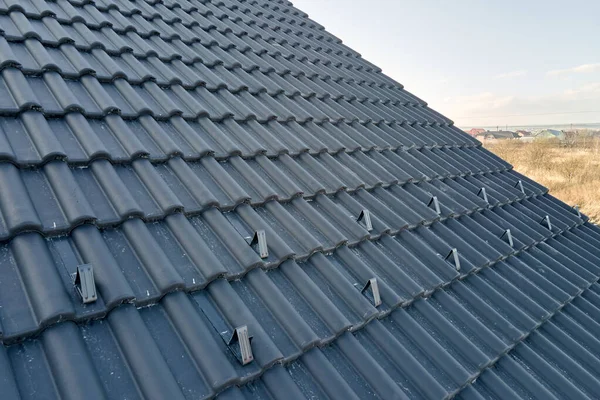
(439, 83), (600, 126)
(547, 63), (600, 77)
(564, 82), (600, 96)
(493, 70), (527, 80)
(443, 92), (515, 111)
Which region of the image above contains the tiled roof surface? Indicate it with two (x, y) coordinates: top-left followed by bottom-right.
(0, 0), (599, 399)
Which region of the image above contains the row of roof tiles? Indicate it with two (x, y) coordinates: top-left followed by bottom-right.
(3, 0), (599, 398)
(0, 113), (470, 166)
(0, 11), (399, 89)
(0, 143), (535, 238)
(93, 0), (321, 37)
(0, 178), (585, 342)
(1, 212), (599, 399)
(0, 0), (351, 59)
(1, 38), (414, 105)
(0, 69), (444, 126)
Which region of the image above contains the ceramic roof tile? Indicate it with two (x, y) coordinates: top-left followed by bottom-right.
(0, 0), (599, 398)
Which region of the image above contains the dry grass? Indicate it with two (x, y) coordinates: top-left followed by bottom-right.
(485, 138), (600, 224)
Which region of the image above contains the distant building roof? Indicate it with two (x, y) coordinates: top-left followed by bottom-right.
(468, 128), (486, 136)
(478, 130), (519, 139)
(534, 129), (566, 139)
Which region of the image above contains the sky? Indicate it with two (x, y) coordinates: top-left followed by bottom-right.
(292, 0), (600, 128)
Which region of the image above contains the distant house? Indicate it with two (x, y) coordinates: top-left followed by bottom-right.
(534, 129), (565, 140)
(468, 128), (486, 136)
(475, 130), (519, 142)
(516, 130), (531, 137)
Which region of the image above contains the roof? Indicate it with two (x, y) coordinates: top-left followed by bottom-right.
(0, 0), (599, 399)
(534, 129), (565, 139)
(478, 130), (519, 139)
(467, 128), (485, 135)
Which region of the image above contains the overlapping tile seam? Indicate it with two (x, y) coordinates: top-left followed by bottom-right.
(0, 143), (514, 197)
(0, 141), (483, 168)
(0, 187), (581, 344)
(451, 273), (600, 399)
(0, 161), (539, 242)
(0, 151), (512, 200)
(0, 131), (512, 217)
(0, 212), (593, 399)
(0, 161), (546, 267)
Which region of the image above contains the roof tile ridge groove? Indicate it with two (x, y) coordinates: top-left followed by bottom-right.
(2, 54), (418, 108)
(0, 9), (370, 77)
(450, 272), (600, 399)
(0, 162), (525, 244)
(0, 33), (402, 93)
(0, 212), (589, 387)
(0, 188), (558, 344)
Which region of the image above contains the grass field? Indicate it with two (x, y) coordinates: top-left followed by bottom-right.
(484, 138), (600, 224)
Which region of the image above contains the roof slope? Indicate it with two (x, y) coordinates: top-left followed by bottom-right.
(0, 0), (599, 399)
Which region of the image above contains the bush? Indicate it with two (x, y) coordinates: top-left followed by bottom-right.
(557, 158), (587, 183)
(484, 139), (600, 224)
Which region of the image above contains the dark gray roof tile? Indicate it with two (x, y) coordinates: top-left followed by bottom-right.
(0, 0), (599, 398)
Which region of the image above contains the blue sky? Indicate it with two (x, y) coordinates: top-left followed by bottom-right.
(292, 0), (600, 127)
